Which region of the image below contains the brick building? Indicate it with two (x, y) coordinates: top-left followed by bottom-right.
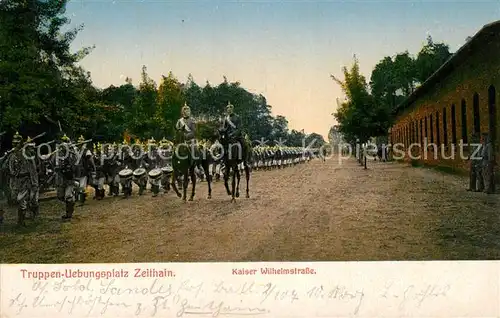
(390, 20), (499, 181)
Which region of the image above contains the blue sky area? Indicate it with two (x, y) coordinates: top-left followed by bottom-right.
(66, 0), (500, 138)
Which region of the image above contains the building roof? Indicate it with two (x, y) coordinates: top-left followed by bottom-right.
(394, 20), (500, 118)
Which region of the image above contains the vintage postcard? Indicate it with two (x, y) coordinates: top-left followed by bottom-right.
(0, 0), (499, 317)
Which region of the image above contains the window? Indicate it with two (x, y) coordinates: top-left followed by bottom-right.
(443, 107), (448, 146)
(425, 116), (428, 142)
(416, 121), (420, 144)
(430, 114), (434, 143)
(420, 118), (423, 144)
(488, 85), (496, 142)
(461, 99), (468, 143)
(473, 93), (480, 134)
(436, 111), (440, 145)
(451, 104), (457, 145)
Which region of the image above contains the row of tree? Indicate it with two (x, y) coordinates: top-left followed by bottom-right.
(331, 36), (453, 144)
(0, 0), (325, 152)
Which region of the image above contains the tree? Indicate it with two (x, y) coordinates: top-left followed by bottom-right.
(156, 71), (185, 139)
(332, 57), (385, 143)
(0, 0), (94, 140)
(414, 35), (452, 83)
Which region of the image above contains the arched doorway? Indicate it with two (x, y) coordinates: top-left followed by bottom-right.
(488, 85), (496, 142)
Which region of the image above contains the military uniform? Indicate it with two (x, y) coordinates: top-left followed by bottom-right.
(92, 143), (106, 200)
(467, 132), (483, 192)
(6, 133), (39, 226)
(175, 103), (202, 163)
(103, 143), (120, 196)
(52, 134), (78, 220)
(221, 102), (250, 163)
(159, 138), (173, 192)
(146, 138), (162, 197)
(74, 136), (95, 205)
(132, 141), (148, 195)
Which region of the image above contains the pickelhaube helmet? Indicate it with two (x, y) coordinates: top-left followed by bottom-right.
(61, 133), (70, 143)
(226, 101), (234, 114)
(12, 131), (22, 146)
(181, 102), (191, 117)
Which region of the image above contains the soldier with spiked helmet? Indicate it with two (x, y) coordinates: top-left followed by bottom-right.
(51, 133), (79, 220)
(6, 132), (39, 225)
(74, 135), (96, 205)
(91, 142), (106, 200)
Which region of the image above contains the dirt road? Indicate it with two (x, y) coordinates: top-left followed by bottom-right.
(1, 158), (500, 263)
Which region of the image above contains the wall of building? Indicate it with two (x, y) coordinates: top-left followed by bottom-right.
(391, 32), (500, 178)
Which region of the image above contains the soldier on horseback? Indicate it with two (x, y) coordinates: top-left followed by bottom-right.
(175, 102), (202, 161)
(221, 102), (249, 161)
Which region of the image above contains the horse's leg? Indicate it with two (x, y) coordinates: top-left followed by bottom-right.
(231, 166), (236, 202)
(182, 170), (189, 201)
(203, 160), (212, 199)
(244, 164), (250, 198)
(189, 166), (196, 201)
(172, 170), (182, 198)
(223, 163), (231, 196)
(235, 166), (241, 198)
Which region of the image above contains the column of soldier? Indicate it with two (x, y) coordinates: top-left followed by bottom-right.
(0, 107), (314, 227)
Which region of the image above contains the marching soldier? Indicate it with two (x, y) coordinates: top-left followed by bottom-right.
(7, 132), (40, 226)
(75, 135), (96, 205)
(481, 132), (495, 194)
(132, 140), (148, 195)
(92, 142), (106, 200)
(159, 138), (173, 193)
(52, 134), (78, 220)
(103, 143), (120, 196)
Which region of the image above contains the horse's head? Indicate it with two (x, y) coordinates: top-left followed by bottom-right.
(217, 127), (228, 145)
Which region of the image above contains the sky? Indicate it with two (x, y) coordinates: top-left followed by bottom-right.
(66, 0), (500, 139)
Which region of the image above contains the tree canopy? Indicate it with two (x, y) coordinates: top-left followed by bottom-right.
(331, 35), (453, 143)
(0, 0), (325, 150)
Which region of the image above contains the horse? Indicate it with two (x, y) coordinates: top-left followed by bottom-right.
(217, 128), (251, 202)
(170, 134), (213, 201)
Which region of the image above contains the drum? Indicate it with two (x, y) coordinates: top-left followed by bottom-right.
(119, 168), (133, 181)
(148, 168), (162, 179)
(161, 165), (173, 174)
(133, 167), (146, 177)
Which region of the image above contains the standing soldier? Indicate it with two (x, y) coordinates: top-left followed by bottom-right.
(467, 132), (483, 191)
(7, 132), (39, 226)
(75, 135), (96, 205)
(481, 132), (495, 194)
(53, 134), (78, 220)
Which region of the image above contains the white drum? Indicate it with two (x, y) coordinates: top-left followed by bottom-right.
(119, 168), (133, 181)
(133, 167), (146, 177)
(148, 168), (162, 179)
(161, 165), (173, 174)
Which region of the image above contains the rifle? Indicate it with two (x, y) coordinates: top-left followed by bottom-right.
(45, 139), (93, 157)
(0, 132), (47, 159)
